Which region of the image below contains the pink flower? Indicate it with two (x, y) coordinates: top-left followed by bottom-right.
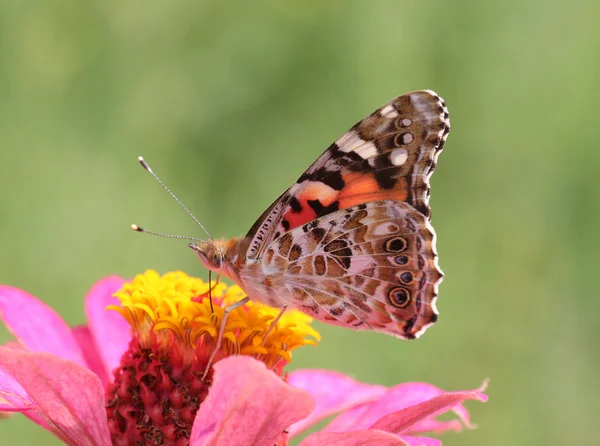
(0, 273), (487, 445)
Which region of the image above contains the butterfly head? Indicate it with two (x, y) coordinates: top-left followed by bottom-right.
(188, 240), (225, 272)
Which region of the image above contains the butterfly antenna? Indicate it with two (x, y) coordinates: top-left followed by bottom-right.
(137, 156), (213, 240)
(130, 224), (203, 242)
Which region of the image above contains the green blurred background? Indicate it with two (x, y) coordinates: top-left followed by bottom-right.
(1, 0), (599, 444)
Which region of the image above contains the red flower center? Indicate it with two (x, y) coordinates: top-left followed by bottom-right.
(106, 338), (213, 445)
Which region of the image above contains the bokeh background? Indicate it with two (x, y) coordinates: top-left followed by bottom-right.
(1, 1), (599, 444)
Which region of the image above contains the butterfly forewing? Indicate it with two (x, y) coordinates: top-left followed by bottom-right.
(245, 90), (449, 261)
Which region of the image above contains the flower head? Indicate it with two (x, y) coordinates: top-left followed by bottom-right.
(104, 270), (318, 444)
(0, 272), (487, 446)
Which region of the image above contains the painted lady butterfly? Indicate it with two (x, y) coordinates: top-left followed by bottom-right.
(190, 90), (449, 339)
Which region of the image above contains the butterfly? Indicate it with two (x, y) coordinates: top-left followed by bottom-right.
(189, 90), (449, 339)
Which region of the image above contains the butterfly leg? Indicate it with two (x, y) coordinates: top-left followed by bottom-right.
(261, 305), (287, 347)
(207, 271), (221, 313)
(201, 295), (250, 380)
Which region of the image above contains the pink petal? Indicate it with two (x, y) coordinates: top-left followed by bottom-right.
(371, 388), (488, 435)
(191, 356), (314, 446)
(72, 326), (110, 387)
(324, 382), (477, 434)
(399, 436), (442, 446)
(0, 286), (87, 368)
(83, 276), (130, 381)
(0, 403), (29, 412)
(403, 418), (463, 435)
(287, 369), (387, 438)
(0, 367), (32, 411)
(0, 364), (57, 433)
(0, 347), (111, 446)
(300, 429), (408, 446)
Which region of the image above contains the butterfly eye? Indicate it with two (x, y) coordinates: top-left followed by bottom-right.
(388, 287), (411, 308)
(206, 249), (222, 268)
(385, 236), (407, 253)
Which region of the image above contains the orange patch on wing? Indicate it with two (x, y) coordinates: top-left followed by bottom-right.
(339, 172), (379, 197)
(301, 182), (339, 204)
(282, 175), (409, 232)
(337, 173), (408, 208)
(284, 182), (338, 230)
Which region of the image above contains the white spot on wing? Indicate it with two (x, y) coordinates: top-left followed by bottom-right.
(336, 130), (364, 153)
(390, 148), (408, 166)
(373, 222), (398, 236)
(381, 104), (399, 118)
(355, 142), (378, 159)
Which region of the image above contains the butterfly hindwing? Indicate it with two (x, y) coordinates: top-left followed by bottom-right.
(261, 200), (442, 339)
(246, 90), (449, 260)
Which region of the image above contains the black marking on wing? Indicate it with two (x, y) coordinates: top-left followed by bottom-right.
(290, 196), (302, 212)
(317, 169), (345, 191)
(307, 199), (339, 215)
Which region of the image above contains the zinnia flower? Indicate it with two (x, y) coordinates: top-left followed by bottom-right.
(0, 270), (487, 445)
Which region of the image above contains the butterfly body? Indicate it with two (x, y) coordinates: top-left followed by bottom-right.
(190, 237), (284, 308)
(191, 90), (449, 339)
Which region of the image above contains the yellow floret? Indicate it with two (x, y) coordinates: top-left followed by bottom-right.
(107, 270), (319, 368)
